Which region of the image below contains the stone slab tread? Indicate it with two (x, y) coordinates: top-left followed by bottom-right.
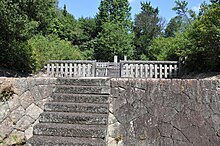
(34, 123), (106, 138)
(50, 93), (109, 104)
(27, 135), (106, 146)
(44, 102), (108, 114)
(57, 77), (110, 86)
(39, 112), (108, 125)
(54, 85), (110, 95)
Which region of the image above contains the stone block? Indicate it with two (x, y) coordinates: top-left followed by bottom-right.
(26, 103), (43, 119)
(14, 78), (28, 96)
(20, 91), (34, 109)
(30, 86), (42, 101)
(9, 106), (25, 123)
(5, 130), (25, 145)
(0, 117), (13, 139)
(38, 85), (54, 99)
(8, 94), (20, 111)
(15, 115), (35, 131)
(0, 103), (9, 123)
(25, 127), (33, 140)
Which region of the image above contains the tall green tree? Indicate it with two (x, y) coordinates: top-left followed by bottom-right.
(47, 9), (78, 42)
(133, 2), (164, 60)
(185, 3), (220, 71)
(95, 0), (134, 61)
(76, 17), (98, 59)
(94, 22), (134, 61)
(96, 0), (132, 32)
(0, 0), (58, 71)
(172, 0), (196, 27)
(164, 16), (182, 38)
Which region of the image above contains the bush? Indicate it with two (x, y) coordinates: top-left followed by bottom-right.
(28, 34), (83, 72)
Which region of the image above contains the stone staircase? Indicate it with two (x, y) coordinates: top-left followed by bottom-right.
(27, 78), (110, 146)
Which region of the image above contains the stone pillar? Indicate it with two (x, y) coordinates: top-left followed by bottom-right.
(114, 56), (118, 64)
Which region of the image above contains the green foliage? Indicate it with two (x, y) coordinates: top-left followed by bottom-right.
(185, 4), (220, 71)
(1, 0), (219, 73)
(0, 85), (15, 102)
(71, 17), (98, 59)
(94, 22), (134, 61)
(95, 0), (134, 61)
(150, 33), (190, 60)
(164, 16), (182, 37)
(0, 0), (57, 72)
(150, 2), (220, 72)
(134, 2), (164, 60)
(47, 9), (78, 41)
(172, 0), (196, 25)
(29, 35), (83, 72)
(96, 0), (132, 32)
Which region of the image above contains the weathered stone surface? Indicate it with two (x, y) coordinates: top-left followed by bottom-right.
(36, 98), (47, 110)
(38, 85), (54, 99)
(25, 127), (33, 140)
(30, 86), (42, 101)
(45, 102), (108, 114)
(34, 123), (106, 138)
(39, 112), (108, 125)
(57, 77), (111, 86)
(15, 115), (35, 131)
(0, 117), (14, 139)
(27, 135), (106, 146)
(55, 85), (110, 95)
(4, 130), (25, 145)
(0, 77), (55, 145)
(0, 103), (9, 123)
(20, 91), (34, 109)
(9, 106), (25, 123)
(8, 94), (20, 111)
(108, 78), (220, 146)
(26, 103), (43, 119)
(50, 93), (109, 104)
(14, 78), (28, 94)
(35, 77), (56, 85)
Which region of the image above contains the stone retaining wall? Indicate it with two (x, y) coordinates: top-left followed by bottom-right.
(0, 77), (56, 145)
(1, 77), (220, 146)
(108, 78), (220, 146)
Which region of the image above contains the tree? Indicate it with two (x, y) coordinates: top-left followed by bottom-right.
(76, 17), (98, 59)
(96, 0), (132, 31)
(95, 0), (134, 61)
(47, 9), (78, 42)
(149, 33), (189, 61)
(133, 2), (164, 60)
(185, 3), (220, 71)
(164, 16), (182, 38)
(94, 22), (134, 61)
(0, 0), (40, 71)
(172, 0), (196, 26)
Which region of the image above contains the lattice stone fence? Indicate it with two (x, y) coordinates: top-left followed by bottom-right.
(120, 60), (179, 78)
(45, 60), (180, 78)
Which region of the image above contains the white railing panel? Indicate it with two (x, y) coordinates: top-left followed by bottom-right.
(120, 60), (179, 79)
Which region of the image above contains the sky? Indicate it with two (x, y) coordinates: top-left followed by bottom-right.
(58, 0), (210, 22)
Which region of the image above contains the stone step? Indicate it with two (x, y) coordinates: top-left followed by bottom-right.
(44, 102), (108, 114)
(39, 112), (108, 125)
(54, 85), (110, 95)
(33, 123), (106, 138)
(27, 135), (106, 146)
(57, 77), (110, 86)
(50, 93), (109, 104)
